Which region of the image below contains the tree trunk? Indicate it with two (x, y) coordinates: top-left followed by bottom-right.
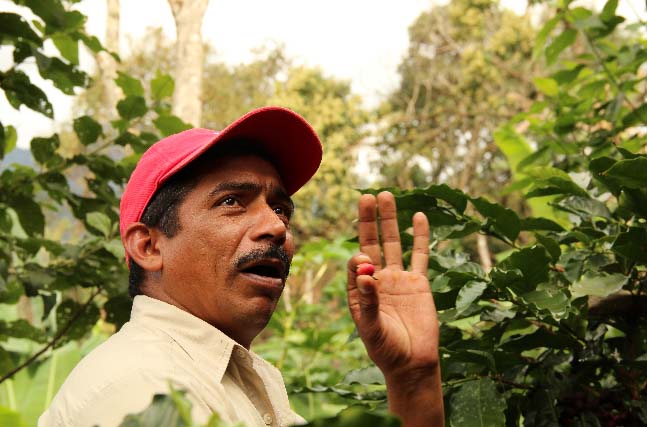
(168, 0), (208, 126)
(96, 0), (120, 121)
(476, 234), (492, 272)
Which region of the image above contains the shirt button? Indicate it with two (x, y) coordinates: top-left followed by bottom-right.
(262, 413), (273, 425)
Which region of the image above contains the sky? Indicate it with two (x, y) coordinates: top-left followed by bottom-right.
(0, 0), (645, 148)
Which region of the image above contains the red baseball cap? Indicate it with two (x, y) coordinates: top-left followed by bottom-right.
(119, 106), (322, 244)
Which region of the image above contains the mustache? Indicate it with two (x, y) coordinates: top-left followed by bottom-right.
(235, 245), (291, 280)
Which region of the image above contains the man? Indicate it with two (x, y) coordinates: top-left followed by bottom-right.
(39, 107), (443, 427)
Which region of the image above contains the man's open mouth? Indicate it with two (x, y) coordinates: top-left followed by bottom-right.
(240, 260), (285, 280)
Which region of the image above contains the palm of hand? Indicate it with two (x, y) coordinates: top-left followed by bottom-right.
(347, 192), (440, 377)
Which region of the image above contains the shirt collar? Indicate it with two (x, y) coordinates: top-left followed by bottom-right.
(130, 295), (250, 383)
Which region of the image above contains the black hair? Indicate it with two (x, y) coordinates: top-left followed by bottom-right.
(127, 139), (275, 297)
(127, 169), (199, 297)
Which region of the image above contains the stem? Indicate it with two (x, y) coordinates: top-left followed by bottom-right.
(0, 287), (102, 384)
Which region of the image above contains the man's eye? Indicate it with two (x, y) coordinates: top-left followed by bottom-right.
(274, 206), (292, 219)
(220, 196), (239, 206)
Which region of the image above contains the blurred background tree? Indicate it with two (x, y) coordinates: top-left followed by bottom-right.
(376, 0), (538, 194)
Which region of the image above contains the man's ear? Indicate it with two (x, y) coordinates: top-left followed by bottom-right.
(123, 222), (163, 272)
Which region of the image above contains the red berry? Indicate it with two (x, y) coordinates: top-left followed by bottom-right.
(357, 263), (375, 276)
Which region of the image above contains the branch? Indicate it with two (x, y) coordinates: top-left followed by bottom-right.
(0, 287), (102, 384)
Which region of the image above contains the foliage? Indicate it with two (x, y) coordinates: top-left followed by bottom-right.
(0, 1), (189, 423)
(364, 1), (646, 425)
(375, 0), (539, 194)
(121, 388), (400, 427)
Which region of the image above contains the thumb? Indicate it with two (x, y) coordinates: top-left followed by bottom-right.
(356, 275), (379, 325)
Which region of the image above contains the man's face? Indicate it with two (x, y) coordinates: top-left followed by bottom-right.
(153, 154), (295, 347)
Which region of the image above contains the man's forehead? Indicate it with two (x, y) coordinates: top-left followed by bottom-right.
(195, 153), (289, 194)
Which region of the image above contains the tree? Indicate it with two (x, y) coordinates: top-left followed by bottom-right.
(93, 0), (120, 122)
(168, 0), (208, 126)
(376, 0), (538, 194)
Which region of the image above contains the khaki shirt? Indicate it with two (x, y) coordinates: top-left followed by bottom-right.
(39, 295), (304, 427)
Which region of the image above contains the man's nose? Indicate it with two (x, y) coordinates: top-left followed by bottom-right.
(251, 204), (288, 244)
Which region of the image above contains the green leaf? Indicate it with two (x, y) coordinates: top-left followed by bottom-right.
(534, 233), (561, 261)
(521, 288), (570, 319)
(0, 124), (17, 160)
(425, 184), (468, 214)
(153, 115), (192, 137)
(0, 13), (42, 45)
(551, 64), (585, 85)
(73, 115), (102, 145)
(493, 124), (533, 174)
(571, 272), (627, 298)
(342, 366), (385, 385)
(86, 211), (112, 237)
(545, 29), (577, 65)
(603, 157), (647, 189)
(116, 72), (144, 97)
(499, 246), (551, 293)
(0, 319), (45, 342)
(612, 227), (647, 265)
(79, 33), (103, 54)
(33, 51), (88, 95)
(30, 135), (60, 165)
(521, 218), (564, 232)
(533, 77), (559, 97)
(555, 196), (611, 220)
(600, 0), (619, 22)
(117, 96), (147, 120)
(533, 16), (559, 59)
(456, 281), (487, 315)
(501, 326), (581, 352)
(104, 296), (132, 331)
(119, 393), (187, 427)
(51, 32), (79, 65)
(55, 299), (100, 346)
(0, 70), (53, 117)
(471, 197), (520, 243)
(150, 71), (174, 101)
(103, 239), (125, 260)
(449, 378), (506, 427)
(622, 103), (647, 128)
(11, 195), (44, 236)
(525, 167), (589, 198)
(301, 405), (400, 426)
(523, 390), (559, 426)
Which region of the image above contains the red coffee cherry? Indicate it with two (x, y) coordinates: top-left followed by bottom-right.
(357, 263), (375, 276)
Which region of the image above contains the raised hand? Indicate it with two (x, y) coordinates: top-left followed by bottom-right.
(347, 191), (444, 427)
